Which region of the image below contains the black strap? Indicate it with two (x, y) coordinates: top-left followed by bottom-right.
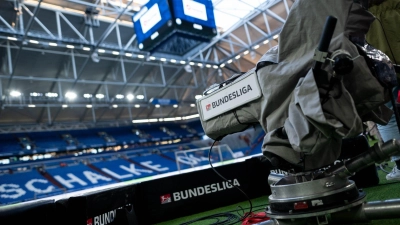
(125, 205), (139, 225)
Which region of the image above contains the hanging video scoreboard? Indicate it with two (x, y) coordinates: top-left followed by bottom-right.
(133, 0), (217, 53)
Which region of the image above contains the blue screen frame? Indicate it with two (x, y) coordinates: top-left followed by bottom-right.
(133, 0), (173, 44)
(172, 0), (216, 28)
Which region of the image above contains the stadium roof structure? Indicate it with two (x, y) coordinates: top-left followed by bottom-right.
(0, 0), (292, 132)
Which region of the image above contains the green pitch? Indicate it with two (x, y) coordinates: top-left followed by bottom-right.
(158, 164), (400, 225)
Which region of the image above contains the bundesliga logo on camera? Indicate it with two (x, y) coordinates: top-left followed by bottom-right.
(160, 194), (172, 204)
(206, 104), (211, 111)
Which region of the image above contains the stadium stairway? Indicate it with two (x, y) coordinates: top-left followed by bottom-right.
(85, 163), (121, 182)
(36, 167), (65, 190)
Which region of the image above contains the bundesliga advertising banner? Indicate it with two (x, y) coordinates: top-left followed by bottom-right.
(134, 157), (271, 224)
(56, 185), (138, 225)
(0, 156), (271, 224)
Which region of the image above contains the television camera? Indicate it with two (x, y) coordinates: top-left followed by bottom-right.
(196, 0), (400, 224)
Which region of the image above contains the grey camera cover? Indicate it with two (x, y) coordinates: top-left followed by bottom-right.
(199, 0), (392, 170)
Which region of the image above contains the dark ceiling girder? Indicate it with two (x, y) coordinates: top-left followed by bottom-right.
(6, 0), (43, 90)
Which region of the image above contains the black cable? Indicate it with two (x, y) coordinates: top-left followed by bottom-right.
(179, 139), (258, 225)
(179, 213), (240, 225)
(178, 205), (269, 225)
(225, 204), (268, 213)
(208, 139), (254, 224)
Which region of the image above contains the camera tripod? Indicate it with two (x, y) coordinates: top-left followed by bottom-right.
(260, 140), (400, 225)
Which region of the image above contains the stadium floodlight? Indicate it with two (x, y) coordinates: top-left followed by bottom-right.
(273, 35), (279, 39)
(180, 60), (186, 64)
(149, 119), (158, 122)
(183, 114), (199, 120)
(65, 92), (77, 99)
(10, 91), (21, 97)
(195, 95), (202, 99)
(136, 95), (144, 100)
(66, 45), (75, 49)
(149, 56), (156, 60)
(132, 119), (148, 123)
(125, 53), (133, 57)
(197, 63), (203, 67)
(95, 94), (105, 99)
(235, 55), (241, 59)
(126, 94), (135, 100)
(45, 92), (58, 97)
(227, 59), (233, 64)
(220, 63), (225, 68)
(7, 37), (17, 41)
(98, 49), (105, 53)
(28, 104), (36, 108)
(116, 94), (124, 99)
(112, 104), (118, 108)
(163, 117), (176, 121)
(83, 47), (91, 51)
(173, 104), (178, 108)
(29, 40), (39, 44)
(206, 64), (211, 68)
(49, 42), (58, 46)
(138, 54), (145, 58)
(190, 104), (196, 107)
(160, 58), (166, 62)
(263, 40), (269, 44)
(86, 104), (92, 108)
(155, 104), (160, 108)
(243, 50), (249, 55)
(83, 94), (92, 98)
(112, 51), (119, 55)
(253, 45), (260, 49)
(213, 65), (219, 69)
(62, 104), (68, 108)
(189, 62), (195, 65)
(134, 104), (140, 108)
(30, 92), (42, 97)
(170, 59), (177, 63)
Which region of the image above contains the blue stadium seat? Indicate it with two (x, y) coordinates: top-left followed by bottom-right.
(45, 164), (116, 192)
(11, 131), (67, 153)
(167, 124), (192, 137)
(90, 158), (157, 181)
(0, 134), (24, 156)
(0, 169), (63, 205)
(129, 154), (177, 173)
